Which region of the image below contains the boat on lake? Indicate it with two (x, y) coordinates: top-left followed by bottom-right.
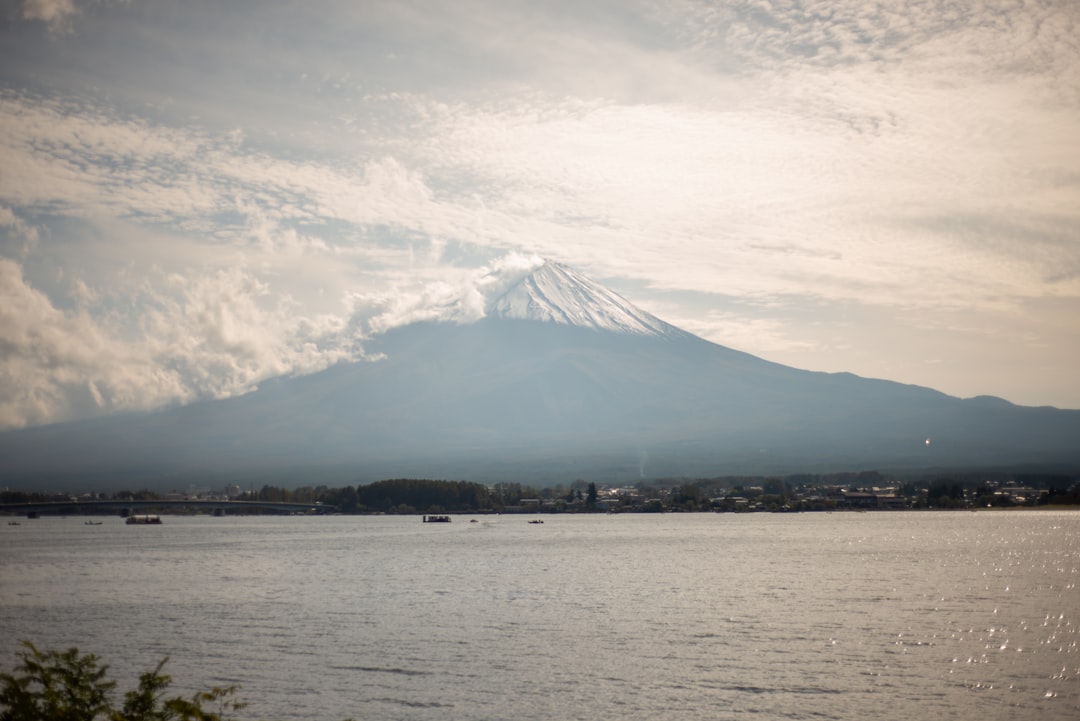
(125, 515), (162, 525)
(422, 515), (451, 523)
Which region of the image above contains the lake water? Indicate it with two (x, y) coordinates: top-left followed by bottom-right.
(1, 511), (1078, 720)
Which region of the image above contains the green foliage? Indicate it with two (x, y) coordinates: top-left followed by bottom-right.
(1044, 486), (1080, 505)
(112, 490), (161, 502)
(113, 658), (245, 721)
(317, 485), (358, 513)
(0, 642), (245, 721)
(927, 479), (966, 508)
(490, 482), (540, 507)
(357, 478), (491, 513)
(671, 483), (702, 510)
(256, 485), (286, 503)
(0, 642), (114, 721)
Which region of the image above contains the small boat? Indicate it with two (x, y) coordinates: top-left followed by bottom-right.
(528, 519), (544, 524)
(7, 521), (19, 526)
(84, 520), (103, 526)
(422, 515), (451, 523)
(125, 515), (162, 525)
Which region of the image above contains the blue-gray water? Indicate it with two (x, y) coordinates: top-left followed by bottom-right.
(2, 512), (1078, 720)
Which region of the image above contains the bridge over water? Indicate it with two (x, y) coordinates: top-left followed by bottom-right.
(0, 499), (333, 518)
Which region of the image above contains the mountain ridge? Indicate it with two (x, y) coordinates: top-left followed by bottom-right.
(1, 262), (1078, 489)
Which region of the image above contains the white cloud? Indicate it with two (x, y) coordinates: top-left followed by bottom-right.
(21, 0), (79, 33)
(356, 252), (545, 334)
(0, 256), (119, 428)
(0, 256), (368, 430)
(409, 80), (1078, 316)
(0, 205), (40, 254)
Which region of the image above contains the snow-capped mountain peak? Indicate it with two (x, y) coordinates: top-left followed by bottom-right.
(487, 261), (678, 337)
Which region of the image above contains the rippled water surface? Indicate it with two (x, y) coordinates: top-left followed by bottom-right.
(2, 511), (1078, 720)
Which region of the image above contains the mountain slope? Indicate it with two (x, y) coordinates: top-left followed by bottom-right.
(2, 263), (1079, 488)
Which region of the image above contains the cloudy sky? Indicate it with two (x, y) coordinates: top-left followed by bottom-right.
(1, 0), (1078, 430)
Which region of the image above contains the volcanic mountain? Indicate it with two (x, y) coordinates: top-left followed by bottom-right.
(3, 261), (1079, 488)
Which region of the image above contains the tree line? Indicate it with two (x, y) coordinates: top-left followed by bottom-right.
(4, 471), (1077, 515)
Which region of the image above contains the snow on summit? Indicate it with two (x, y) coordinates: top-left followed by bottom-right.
(488, 261), (678, 338)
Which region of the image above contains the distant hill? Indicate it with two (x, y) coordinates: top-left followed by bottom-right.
(2, 261), (1078, 490)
